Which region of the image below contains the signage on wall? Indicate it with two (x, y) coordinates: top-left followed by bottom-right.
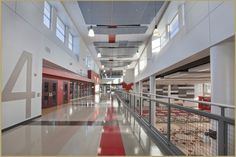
(2, 51), (36, 118)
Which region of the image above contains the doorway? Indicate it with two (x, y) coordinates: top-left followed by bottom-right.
(42, 79), (57, 108)
(63, 82), (69, 103)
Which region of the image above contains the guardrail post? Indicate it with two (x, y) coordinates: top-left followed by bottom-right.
(134, 94), (135, 111)
(139, 93), (142, 117)
(149, 95), (152, 126)
(167, 98), (171, 143)
(129, 93), (131, 108)
(218, 120), (227, 155)
(218, 107), (227, 155)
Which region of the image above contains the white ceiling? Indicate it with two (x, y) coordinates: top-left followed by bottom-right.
(78, 1), (164, 25)
(62, 1), (167, 77)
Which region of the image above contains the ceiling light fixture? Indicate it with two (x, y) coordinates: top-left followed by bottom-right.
(127, 64), (130, 68)
(88, 26), (95, 37)
(153, 25), (160, 36)
(153, 2), (160, 37)
(167, 25), (170, 33)
(101, 65), (104, 69)
(97, 52), (101, 58)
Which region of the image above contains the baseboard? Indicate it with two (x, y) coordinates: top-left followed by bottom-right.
(2, 115), (42, 132)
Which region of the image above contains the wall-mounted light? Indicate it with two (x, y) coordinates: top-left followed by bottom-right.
(88, 26), (95, 37)
(167, 24), (170, 33)
(153, 25), (160, 36)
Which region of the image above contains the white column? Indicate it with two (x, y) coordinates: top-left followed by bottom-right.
(210, 40), (234, 117)
(168, 84), (171, 96)
(138, 81), (143, 94)
(210, 40), (235, 155)
(149, 75), (156, 125)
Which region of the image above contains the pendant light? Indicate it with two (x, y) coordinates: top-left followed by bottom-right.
(88, 2), (95, 37)
(153, 1), (160, 36)
(88, 26), (95, 37)
(97, 51), (101, 58)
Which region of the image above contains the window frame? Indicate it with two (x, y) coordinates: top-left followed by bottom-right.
(56, 17), (65, 43)
(169, 12), (180, 39)
(68, 32), (73, 51)
(43, 1), (52, 29)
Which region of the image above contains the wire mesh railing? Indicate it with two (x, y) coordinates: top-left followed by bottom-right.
(116, 90), (235, 156)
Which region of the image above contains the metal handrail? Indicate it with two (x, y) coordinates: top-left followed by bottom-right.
(116, 90), (235, 155)
(120, 90), (234, 109)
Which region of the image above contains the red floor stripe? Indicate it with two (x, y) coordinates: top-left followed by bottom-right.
(98, 103), (125, 155)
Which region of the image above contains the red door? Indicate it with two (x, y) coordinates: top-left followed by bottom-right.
(63, 82), (69, 103)
(42, 79), (57, 108)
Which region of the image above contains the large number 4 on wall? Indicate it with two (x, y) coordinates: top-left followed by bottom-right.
(2, 51), (36, 118)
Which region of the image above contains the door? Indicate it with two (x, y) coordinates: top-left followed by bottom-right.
(42, 79), (57, 108)
(63, 82), (68, 103)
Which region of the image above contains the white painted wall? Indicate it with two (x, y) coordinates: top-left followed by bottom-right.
(134, 0), (234, 82)
(2, 1), (98, 129)
(123, 69), (134, 83)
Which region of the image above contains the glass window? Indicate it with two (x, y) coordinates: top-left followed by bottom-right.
(169, 13), (179, 38)
(152, 37), (161, 53)
(43, 1), (51, 28)
(56, 17), (65, 42)
(68, 32), (73, 50)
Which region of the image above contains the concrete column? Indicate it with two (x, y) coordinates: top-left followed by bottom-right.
(210, 40), (235, 155)
(149, 75), (156, 125)
(168, 84), (171, 96)
(210, 40), (234, 117)
(138, 81), (143, 94)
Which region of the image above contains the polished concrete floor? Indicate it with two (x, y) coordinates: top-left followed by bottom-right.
(2, 94), (165, 156)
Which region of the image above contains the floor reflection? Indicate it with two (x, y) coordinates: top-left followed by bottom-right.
(2, 94), (165, 156)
